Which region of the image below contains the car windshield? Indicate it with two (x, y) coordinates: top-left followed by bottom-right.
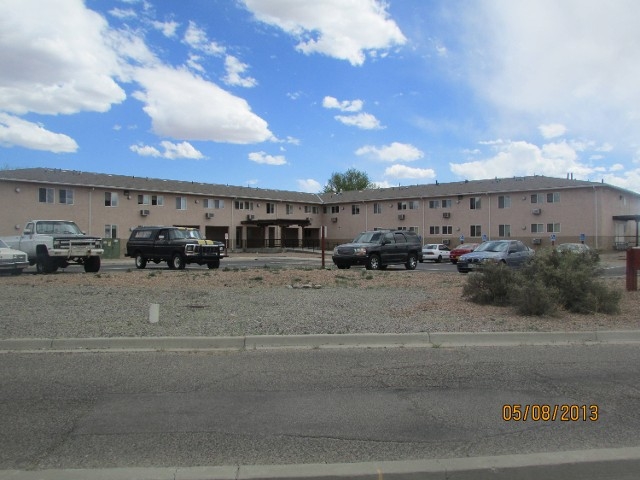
(173, 229), (204, 240)
(352, 232), (382, 243)
(475, 241), (509, 253)
(35, 221), (83, 235)
(0, 239), (8, 248)
(424, 244), (437, 249)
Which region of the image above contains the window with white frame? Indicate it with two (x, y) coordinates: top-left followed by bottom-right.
(151, 195), (164, 206)
(138, 194), (150, 205)
(531, 193), (544, 204)
(470, 225), (482, 237)
(352, 204), (360, 215)
(104, 224), (118, 239)
(547, 223), (561, 233)
(176, 196), (187, 210)
(409, 200), (419, 210)
(58, 189), (74, 205)
(330, 205), (339, 214)
(442, 225), (452, 235)
(397, 202), (407, 210)
(499, 224), (511, 237)
(429, 200), (440, 209)
(234, 200), (254, 210)
(373, 203), (382, 214)
(38, 187), (54, 204)
(266, 202), (275, 214)
(470, 197), (481, 210)
(429, 226), (440, 235)
(531, 224), (544, 233)
(442, 199), (452, 208)
(546, 192), (560, 203)
(104, 192), (118, 207)
(498, 195), (511, 209)
(286, 204), (294, 215)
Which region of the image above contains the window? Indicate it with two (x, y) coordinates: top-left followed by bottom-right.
(547, 223), (561, 233)
(531, 224), (544, 233)
(58, 189), (74, 205)
(352, 204), (360, 215)
(442, 225), (452, 235)
(499, 224), (511, 237)
(498, 195), (511, 209)
(470, 197), (481, 210)
(176, 196), (187, 210)
(38, 187), (54, 204)
(442, 199), (452, 208)
(234, 201), (253, 210)
(151, 195), (164, 206)
(104, 224), (118, 239)
(286, 204), (294, 215)
(266, 203), (275, 214)
(547, 192), (560, 203)
(531, 193), (544, 204)
(312, 206), (319, 214)
(373, 203), (382, 214)
(470, 225), (482, 237)
(397, 202), (407, 210)
(429, 200), (440, 209)
(409, 226), (420, 233)
(138, 194), (150, 205)
(104, 192), (118, 207)
(429, 226), (440, 235)
(409, 201), (419, 210)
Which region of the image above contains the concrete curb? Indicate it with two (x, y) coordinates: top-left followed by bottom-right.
(2, 447), (640, 479)
(2, 330), (640, 353)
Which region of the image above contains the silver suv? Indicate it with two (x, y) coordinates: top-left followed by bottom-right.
(332, 230), (423, 270)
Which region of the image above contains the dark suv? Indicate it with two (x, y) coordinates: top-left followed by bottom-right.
(332, 230), (423, 270)
(126, 226), (226, 270)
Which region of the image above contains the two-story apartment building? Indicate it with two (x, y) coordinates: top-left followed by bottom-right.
(1, 168), (639, 254)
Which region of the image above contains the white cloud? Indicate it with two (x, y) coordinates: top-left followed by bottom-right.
(539, 123), (567, 139)
(297, 178), (322, 193)
(152, 20), (180, 38)
(108, 8), (137, 20)
(464, 0), (640, 147)
(0, 113), (78, 153)
(248, 151), (287, 165)
(224, 55), (257, 88)
(133, 65), (273, 143)
(130, 141), (204, 159)
(335, 113), (383, 130)
(449, 140), (593, 180)
(384, 164), (436, 179)
(183, 21), (226, 55)
(241, 0), (406, 66)
(0, 0), (126, 116)
(356, 142), (423, 162)
(322, 96), (363, 112)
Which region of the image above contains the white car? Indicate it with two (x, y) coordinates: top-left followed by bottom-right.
(0, 239), (29, 275)
(421, 243), (451, 263)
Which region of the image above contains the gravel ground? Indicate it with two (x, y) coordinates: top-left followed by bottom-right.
(1, 257), (638, 339)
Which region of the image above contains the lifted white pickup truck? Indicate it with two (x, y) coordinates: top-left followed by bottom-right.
(2, 220), (104, 273)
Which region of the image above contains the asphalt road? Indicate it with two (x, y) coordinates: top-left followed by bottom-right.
(1, 344), (639, 472)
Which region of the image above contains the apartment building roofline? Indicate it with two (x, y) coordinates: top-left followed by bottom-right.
(1, 167), (637, 204)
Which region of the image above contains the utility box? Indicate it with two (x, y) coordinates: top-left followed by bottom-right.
(626, 247), (640, 291)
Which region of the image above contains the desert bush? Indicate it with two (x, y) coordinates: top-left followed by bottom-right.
(464, 248), (621, 315)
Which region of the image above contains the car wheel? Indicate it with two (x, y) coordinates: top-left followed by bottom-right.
(366, 255), (381, 270)
(405, 253), (418, 270)
(168, 253), (186, 270)
(135, 253), (147, 269)
(207, 259), (220, 269)
(36, 257), (56, 274)
(83, 256), (101, 273)
(436, 255), (442, 263)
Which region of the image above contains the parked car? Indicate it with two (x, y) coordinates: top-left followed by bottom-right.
(0, 239), (29, 275)
(457, 240), (534, 273)
(332, 230), (423, 270)
(421, 243), (451, 263)
(449, 243), (480, 264)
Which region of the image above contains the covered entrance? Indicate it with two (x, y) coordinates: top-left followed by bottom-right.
(239, 218), (312, 250)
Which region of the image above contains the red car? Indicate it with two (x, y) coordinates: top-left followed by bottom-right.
(449, 243), (480, 264)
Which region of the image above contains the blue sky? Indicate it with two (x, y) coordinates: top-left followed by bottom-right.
(1, 0), (640, 194)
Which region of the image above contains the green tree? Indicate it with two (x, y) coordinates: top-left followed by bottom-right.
(323, 168), (373, 193)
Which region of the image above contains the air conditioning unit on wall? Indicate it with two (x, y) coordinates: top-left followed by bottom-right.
(442, 239), (450, 245)
(205, 212), (214, 219)
(398, 214), (405, 220)
(140, 209), (149, 216)
(442, 212), (451, 218)
(532, 238), (542, 245)
(331, 217), (338, 223)
(532, 208), (541, 215)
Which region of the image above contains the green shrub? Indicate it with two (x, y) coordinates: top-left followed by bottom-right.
(463, 248), (621, 316)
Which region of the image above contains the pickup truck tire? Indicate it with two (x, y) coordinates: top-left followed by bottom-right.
(366, 254), (381, 270)
(405, 253), (418, 270)
(169, 253), (186, 270)
(36, 256), (57, 274)
(207, 259), (220, 269)
(135, 254), (147, 269)
(84, 256), (101, 273)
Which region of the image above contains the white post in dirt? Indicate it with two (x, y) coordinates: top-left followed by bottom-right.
(149, 303), (160, 323)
